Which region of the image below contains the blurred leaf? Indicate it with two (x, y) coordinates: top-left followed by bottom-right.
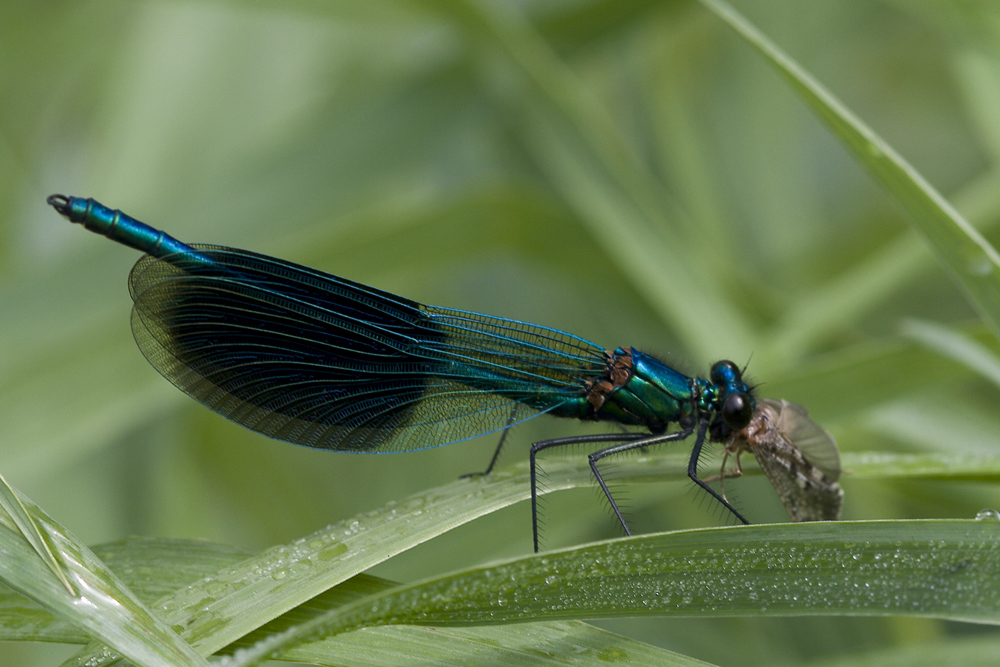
(902, 318), (1000, 389)
(767, 168), (1000, 361)
(702, 0), (1000, 344)
(812, 633), (1000, 667)
(887, 0), (1000, 58)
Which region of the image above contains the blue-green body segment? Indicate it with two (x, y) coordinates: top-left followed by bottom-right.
(54, 195), (198, 260)
(555, 348), (702, 429)
(47, 195), (753, 454)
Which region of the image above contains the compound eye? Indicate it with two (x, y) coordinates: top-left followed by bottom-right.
(722, 392), (753, 429)
(711, 359), (741, 385)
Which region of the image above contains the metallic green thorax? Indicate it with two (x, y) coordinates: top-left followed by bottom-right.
(550, 347), (753, 434)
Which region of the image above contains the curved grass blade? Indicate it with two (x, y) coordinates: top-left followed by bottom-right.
(60, 464), (578, 666)
(236, 567), (714, 667)
(701, 0), (1000, 342)
(59, 447), (1000, 666)
(0, 478), (207, 667)
(60, 458), (705, 667)
(0, 537), (709, 667)
(0, 473), (74, 595)
(226, 519), (1000, 666)
(0, 537), (253, 644)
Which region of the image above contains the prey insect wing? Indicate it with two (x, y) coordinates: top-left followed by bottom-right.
(722, 398), (843, 521)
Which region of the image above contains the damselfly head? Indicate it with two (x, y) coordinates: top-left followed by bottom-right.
(710, 360), (755, 430)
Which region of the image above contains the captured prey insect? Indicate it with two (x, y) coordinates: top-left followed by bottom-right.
(48, 194), (830, 550)
(714, 399), (843, 522)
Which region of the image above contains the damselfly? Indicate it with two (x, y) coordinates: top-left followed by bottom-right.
(48, 194), (838, 549)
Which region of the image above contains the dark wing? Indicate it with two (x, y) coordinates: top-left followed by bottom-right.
(127, 246), (607, 452)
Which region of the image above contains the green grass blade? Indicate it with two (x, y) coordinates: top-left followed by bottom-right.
(701, 0), (1000, 343)
(0, 479), (207, 667)
(272, 619), (714, 667)
(239, 563), (713, 667)
(61, 439), (1000, 666)
(842, 451), (1000, 481)
(227, 519), (1000, 666)
(0, 537), (253, 644)
(0, 537), (708, 667)
(611, 450), (1000, 484)
(0, 473), (75, 595)
(62, 464), (591, 666)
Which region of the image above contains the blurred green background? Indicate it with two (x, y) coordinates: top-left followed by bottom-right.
(2, 0), (1000, 665)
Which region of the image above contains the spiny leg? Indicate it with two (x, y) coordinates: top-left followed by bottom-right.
(587, 427), (695, 539)
(529, 432), (647, 552)
(687, 422), (750, 524)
